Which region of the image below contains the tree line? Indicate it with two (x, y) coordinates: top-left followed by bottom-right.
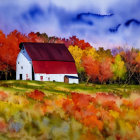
(0, 30), (139, 84)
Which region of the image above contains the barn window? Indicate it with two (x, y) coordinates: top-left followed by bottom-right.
(26, 74), (30, 80)
(21, 66), (23, 69)
(40, 76), (43, 81)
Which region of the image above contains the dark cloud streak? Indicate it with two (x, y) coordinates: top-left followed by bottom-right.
(109, 24), (121, 33)
(77, 12), (114, 19)
(0, 0), (140, 49)
(125, 19), (140, 27)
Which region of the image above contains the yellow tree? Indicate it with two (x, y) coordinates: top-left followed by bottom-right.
(96, 47), (112, 62)
(83, 47), (98, 59)
(68, 45), (98, 82)
(136, 51), (140, 64)
(68, 45), (84, 72)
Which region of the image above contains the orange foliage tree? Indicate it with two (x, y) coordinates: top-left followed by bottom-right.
(82, 56), (100, 84)
(99, 58), (113, 84)
(0, 30), (43, 79)
(82, 56), (114, 84)
(0, 30), (6, 73)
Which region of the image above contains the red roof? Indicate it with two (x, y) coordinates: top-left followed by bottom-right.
(20, 43), (77, 74)
(20, 42), (74, 62)
(32, 61), (77, 74)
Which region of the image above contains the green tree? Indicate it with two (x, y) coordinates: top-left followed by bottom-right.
(112, 54), (127, 83)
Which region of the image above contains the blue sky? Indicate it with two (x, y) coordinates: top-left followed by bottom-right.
(0, 0), (140, 49)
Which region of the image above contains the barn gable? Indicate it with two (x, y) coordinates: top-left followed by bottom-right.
(16, 50), (32, 80)
(20, 47), (32, 61)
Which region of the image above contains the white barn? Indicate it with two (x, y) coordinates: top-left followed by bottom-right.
(16, 43), (79, 84)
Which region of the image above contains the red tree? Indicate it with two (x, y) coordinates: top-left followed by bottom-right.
(0, 30), (44, 79)
(98, 58), (113, 84)
(82, 56), (100, 83)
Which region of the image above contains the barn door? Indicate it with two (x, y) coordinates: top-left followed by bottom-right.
(64, 76), (69, 83)
(20, 74), (22, 80)
(32, 66), (35, 80)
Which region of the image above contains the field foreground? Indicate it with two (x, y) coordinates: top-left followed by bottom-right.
(0, 80), (140, 140)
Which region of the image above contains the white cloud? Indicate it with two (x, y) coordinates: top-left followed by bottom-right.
(0, 0), (139, 49)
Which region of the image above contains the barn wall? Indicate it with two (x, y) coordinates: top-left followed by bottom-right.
(16, 49), (32, 80)
(34, 74), (79, 83)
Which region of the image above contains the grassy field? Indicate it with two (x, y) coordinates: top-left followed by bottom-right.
(0, 80), (140, 97)
(0, 80), (140, 140)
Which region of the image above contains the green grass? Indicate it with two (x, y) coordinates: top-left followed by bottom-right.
(0, 80), (140, 97)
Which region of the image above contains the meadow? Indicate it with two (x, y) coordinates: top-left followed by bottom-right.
(0, 80), (140, 140)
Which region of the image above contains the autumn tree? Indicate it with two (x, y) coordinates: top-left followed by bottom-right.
(28, 32), (44, 42)
(68, 45), (84, 73)
(83, 47), (98, 59)
(0, 30), (7, 79)
(36, 32), (49, 43)
(97, 47), (112, 61)
(68, 45), (99, 82)
(134, 51), (140, 84)
(57, 36), (93, 49)
(0, 30), (44, 80)
(111, 54), (127, 84)
(82, 56), (100, 84)
(69, 36), (92, 50)
(0, 30), (20, 79)
(57, 38), (72, 48)
(36, 32), (59, 43)
(0, 30), (6, 71)
(121, 49), (139, 84)
(99, 58), (113, 84)
(68, 45), (87, 82)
